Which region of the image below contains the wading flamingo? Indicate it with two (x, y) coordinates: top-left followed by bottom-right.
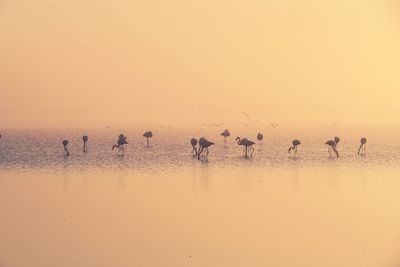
(220, 130), (230, 141)
(334, 136), (340, 148)
(198, 137), (214, 160)
(358, 137), (367, 155)
(288, 140), (301, 155)
(191, 138), (198, 156)
(112, 134), (128, 152)
(62, 140), (70, 156)
(257, 133), (264, 145)
(143, 131), (153, 147)
(236, 137), (255, 158)
(82, 135), (88, 152)
(326, 140), (339, 157)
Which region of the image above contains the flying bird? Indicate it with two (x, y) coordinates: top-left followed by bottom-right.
(210, 123), (224, 127)
(241, 111), (250, 117)
(288, 140), (301, 155)
(270, 123), (279, 129)
(358, 137), (367, 155)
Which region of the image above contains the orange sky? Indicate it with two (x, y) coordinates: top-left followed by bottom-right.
(1, 0), (400, 128)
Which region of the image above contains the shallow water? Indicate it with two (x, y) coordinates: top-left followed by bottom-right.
(0, 128), (399, 172)
(1, 129), (400, 267)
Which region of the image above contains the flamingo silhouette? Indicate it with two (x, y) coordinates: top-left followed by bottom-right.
(112, 134), (128, 152)
(220, 129), (230, 141)
(62, 140), (70, 156)
(82, 135), (88, 152)
(326, 140), (339, 157)
(288, 140), (301, 155)
(236, 137), (255, 158)
(197, 137), (214, 160)
(143, 131), (153, 147)
(191, 138), (198, 156)
(257, 133), (264, 145)
(358, 137), (367, 155)
(334, 136), (340, 148)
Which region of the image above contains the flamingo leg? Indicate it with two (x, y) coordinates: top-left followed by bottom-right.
(333, 147), (339, 157)
(198, 146), (203, 160)
(64, 146), (69, 156)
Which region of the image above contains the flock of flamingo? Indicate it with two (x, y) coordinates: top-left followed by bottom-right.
(52, 129), (368, 159)
(191, 130), (366, 160)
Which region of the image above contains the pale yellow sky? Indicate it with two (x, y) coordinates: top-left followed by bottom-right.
(1, 0), (400, 128)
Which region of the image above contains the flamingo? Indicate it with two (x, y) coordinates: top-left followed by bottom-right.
(191, 138), (198, 156)
(197, 137), (214, 160)
(257, 133), (264, 145)
(112, 134), (128, 152)
(358, 137), (367, 155)
(325, 140), (339, 157)
(288, 139), (301, 155)
(143, 131), (153, 147)
(82, 135), (88, 152)
(220, 129), (230, 141)
(236, 137), (255, 158)
(334, 136), (340, 148)
(62, 140), (70, 156)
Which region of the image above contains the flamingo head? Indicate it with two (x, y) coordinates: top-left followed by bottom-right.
(334, 136), (340, 144)
(191, 138), (198, 146)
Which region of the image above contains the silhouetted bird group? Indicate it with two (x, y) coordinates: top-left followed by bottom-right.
(60, 131), (153, 156)
(190, 131), (367, 160)
(0, 130), (367, 160)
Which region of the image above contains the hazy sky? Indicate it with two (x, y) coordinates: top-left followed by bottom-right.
(1, 0), (400, 128)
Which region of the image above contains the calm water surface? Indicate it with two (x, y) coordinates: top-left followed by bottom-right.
(0, 128), (400, 267)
